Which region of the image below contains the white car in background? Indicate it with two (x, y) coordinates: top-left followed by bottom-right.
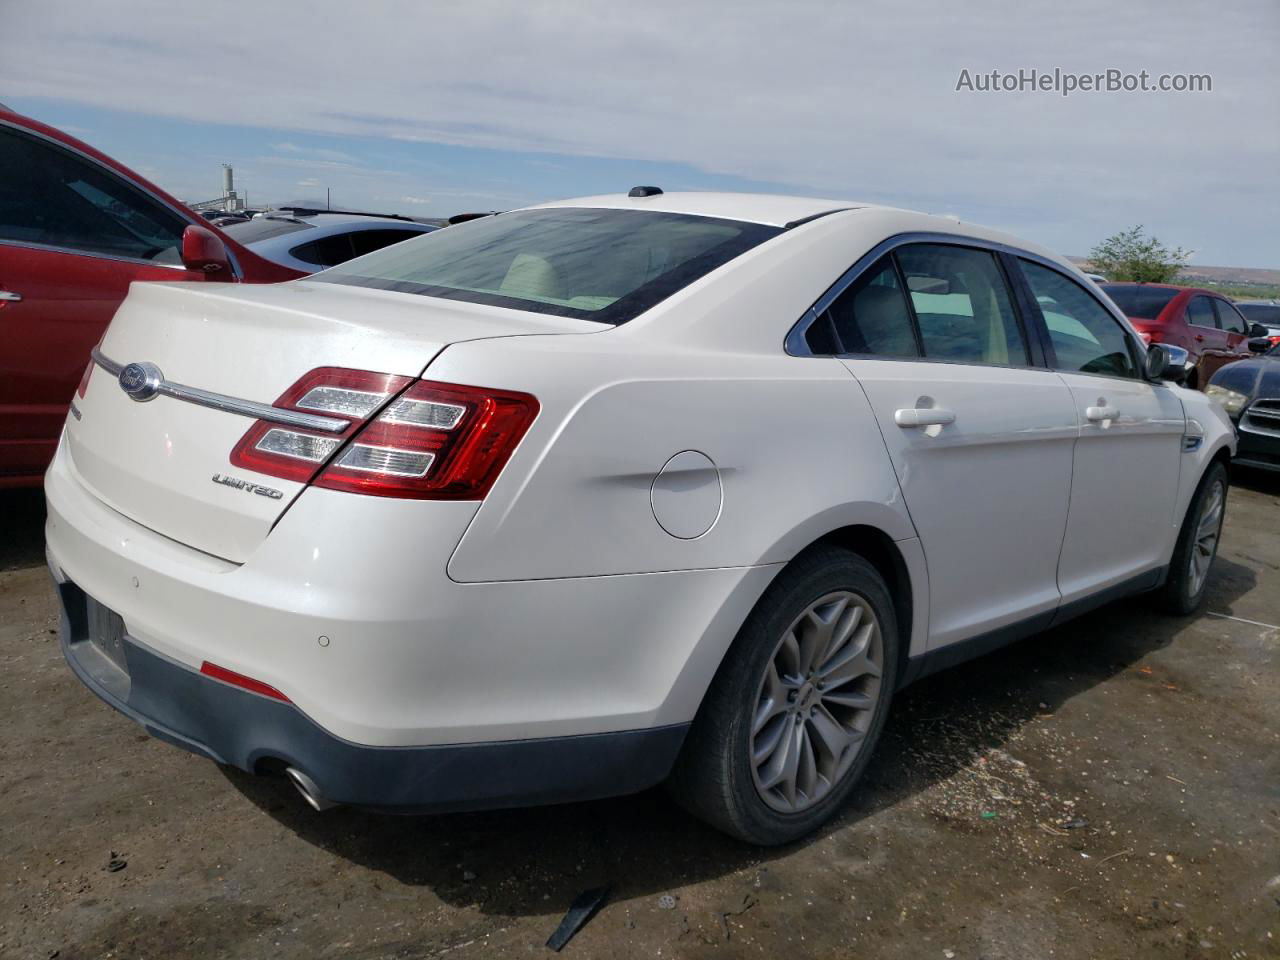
(46, 189), (1233, 844)
(221, 209), (438, 273)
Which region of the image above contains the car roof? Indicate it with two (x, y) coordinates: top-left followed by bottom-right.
(1102, 282), (1210, 294)
(525, 191), (866, 227)
(258, 212), (428, 228)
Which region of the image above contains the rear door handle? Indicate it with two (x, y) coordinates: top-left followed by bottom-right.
(0, 290), (22, 302)
(1086, 405), (1119, 423)
(895, 407), (956, 428)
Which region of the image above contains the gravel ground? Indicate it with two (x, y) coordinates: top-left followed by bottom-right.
(1, 472), (1277, 960)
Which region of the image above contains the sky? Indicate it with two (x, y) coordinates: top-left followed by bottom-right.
(1, 0), (1276, 267)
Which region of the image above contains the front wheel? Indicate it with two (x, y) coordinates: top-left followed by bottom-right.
(1156, 460), (1228, 615)
(667, 548), (898, 845)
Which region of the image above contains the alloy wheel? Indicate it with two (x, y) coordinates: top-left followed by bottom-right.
(1189, 479), (1225, 597)
(749, 591), (884, 813)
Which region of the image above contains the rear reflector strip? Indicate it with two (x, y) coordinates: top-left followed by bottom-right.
(200, 661), (291, 702)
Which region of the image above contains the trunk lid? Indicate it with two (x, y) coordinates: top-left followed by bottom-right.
(66, 280), (600, 562)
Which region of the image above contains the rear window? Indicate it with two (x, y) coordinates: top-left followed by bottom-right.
(312, 208), (782, 324)
(221, 217), (315, 242)
(1100, 284), (1179, 320)
(1237, 302), (1280, 326)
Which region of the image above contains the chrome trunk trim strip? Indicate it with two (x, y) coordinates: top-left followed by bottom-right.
(91, 348), (350, 434)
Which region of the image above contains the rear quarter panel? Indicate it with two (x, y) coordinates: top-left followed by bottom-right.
(436, 337), (916, 582)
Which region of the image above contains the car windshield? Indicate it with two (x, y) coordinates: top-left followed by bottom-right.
(1100, 284), (1179, 319)
(312, 207), (783, 324)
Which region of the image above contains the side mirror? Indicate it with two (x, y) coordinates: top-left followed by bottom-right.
(1248, 336), (1273, 354)
(1249, 322), (1270, 338)
(180, 224), (232, 275)
(1147, 343), (1193, 383)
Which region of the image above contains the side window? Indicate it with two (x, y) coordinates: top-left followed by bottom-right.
(349, 228), (422, 258)
(1213, 299), (1249, 335)
(290, 234), (357, 268)
(0, 124), (187, 265)
(895, 244), (1027, 365)
(1021, 260), (1138, 379)
(1186, 296), (1217, 329)
(823, 256), (919, 357)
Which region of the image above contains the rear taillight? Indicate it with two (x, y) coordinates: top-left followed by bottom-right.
(230, 367), (413, 483)
(229, 368), (538, 499)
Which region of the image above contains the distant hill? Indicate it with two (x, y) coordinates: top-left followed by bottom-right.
(1069, 258), (1280, 299)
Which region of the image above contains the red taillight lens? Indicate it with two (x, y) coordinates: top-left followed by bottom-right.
(315, 380), (539, 499)
(200, 661), (291, 702)
(229, 368), (538, 500)
(76, 359), (94, 398)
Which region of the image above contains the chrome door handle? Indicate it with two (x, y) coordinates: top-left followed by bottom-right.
(1086, 405), (1119, 422)
(895, 407), (956, 428)
(0, 290), (22, 302)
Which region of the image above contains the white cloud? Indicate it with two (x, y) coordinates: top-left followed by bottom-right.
(1, 0), (1276, 263)
(399, 195), (431, 205)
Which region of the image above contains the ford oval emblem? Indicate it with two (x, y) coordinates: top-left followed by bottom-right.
(118, 361), (164, 402)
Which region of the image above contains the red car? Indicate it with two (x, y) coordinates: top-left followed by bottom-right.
(0, 107), (304, 487)
(1100, 283), (1267, 390)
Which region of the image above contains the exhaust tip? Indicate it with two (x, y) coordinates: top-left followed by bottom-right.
(285, 767), (339, 812)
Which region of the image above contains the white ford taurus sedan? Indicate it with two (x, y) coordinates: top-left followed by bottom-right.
(46, 189), (1233, 844)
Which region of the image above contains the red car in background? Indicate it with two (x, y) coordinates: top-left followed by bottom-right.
(0, 107), (304, 487)
(1100, 283), (1267, 389)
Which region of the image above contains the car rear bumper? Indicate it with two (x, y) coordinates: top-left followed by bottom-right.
(55, 575), (689, 811)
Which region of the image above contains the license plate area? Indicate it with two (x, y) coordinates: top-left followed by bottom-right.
(86, 597), (129, 675)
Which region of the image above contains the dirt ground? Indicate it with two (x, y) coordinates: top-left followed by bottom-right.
(1, 472), (1277, 960)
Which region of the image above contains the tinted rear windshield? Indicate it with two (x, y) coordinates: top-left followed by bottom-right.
(221, 217), (315, 242)
(312, 207), (782, 324)
(1100, 284), (1179, 319)
(1237, 302), (1280, 325)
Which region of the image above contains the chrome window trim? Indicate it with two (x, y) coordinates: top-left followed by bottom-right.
(0, 118), (244, 279)
(91, 348), (349, 434)
(785, 231), (1145, 363)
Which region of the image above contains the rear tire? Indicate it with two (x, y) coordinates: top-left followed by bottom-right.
(1156, 460), (1228, 615)
(667, 547), (898, 845)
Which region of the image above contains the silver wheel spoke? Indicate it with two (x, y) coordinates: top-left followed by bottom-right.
(820, 688), (874, 710)
(752, 713), (788, 765)
(818, 622), (880, 686)
(752, 663), (789, 735)
(758, 714), (801, 796)
(808, 704), (857, 762)
(796, 725), (819, 800)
